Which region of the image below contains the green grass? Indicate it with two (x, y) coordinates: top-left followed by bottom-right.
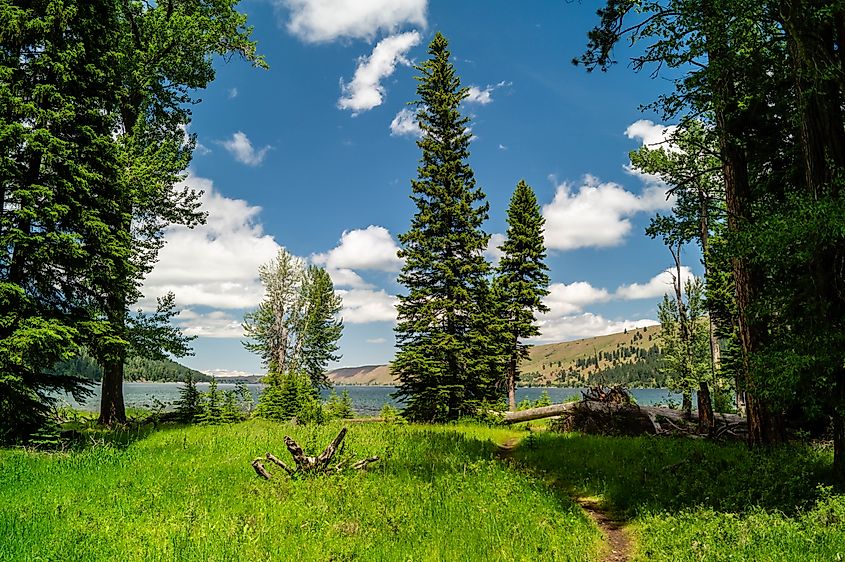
(513, 431), (845, 561)
(0, 420), (599, 561)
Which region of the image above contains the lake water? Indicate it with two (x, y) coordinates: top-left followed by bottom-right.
(59, 382), (686, 416)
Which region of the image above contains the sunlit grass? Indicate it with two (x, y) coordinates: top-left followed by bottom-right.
(0, 420), (600, 561)
(513, 431), (845, 561)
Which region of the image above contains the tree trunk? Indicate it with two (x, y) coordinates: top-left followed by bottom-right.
(99, 356), (126, 425)
(698, 381), (715, 433)
(682, 390), (692, 419)
(507, 347), (517, 411)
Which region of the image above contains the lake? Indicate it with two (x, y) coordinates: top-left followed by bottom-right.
(59, 382), (686, 416)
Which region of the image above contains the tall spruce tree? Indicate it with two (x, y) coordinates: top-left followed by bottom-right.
(392, 32), (494, 422)
(494, 180), (550, 411)
(0, 0), (123, 442)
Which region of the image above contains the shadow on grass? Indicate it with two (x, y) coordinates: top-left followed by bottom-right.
(511, 431), (834, 518)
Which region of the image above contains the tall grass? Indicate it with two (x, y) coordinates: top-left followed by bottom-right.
(0, 421), (599, 561)
(514, 432), (845, 561)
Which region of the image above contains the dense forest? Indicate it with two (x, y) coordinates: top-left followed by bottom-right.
(50, 354), (210, 383)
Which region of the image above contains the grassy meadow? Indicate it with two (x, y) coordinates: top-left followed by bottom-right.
(1, 419), (844, 561)
(0, 421), (599, 562)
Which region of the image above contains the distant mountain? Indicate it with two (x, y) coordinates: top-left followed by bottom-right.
(326, 325), (665, 388)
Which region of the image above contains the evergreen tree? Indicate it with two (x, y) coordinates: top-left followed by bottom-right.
(255, 371), (322, 423)
(196, 378), (222, 425)
(494, 180), (550, 411)
(0, 0), (122, 442)
(175, 373), (202, 423)
(392, 33), (494, 422)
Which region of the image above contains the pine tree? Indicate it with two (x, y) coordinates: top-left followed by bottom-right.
(493, 180), (550, 411)
(391, 33), (494, 422)
(175, 373), (202, 423)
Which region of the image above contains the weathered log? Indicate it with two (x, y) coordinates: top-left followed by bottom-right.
(266, 452), (295, 476)
(252, 458), (272, 480)
(316, 427), (347, 469)
(351, 456), (380, 470)
(284, 435), (317, 471)
(502, 402), (579, 424)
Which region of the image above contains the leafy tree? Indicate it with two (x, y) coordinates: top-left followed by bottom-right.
(494, 180), (550, 411)
(657, 277), (713, 425)
(94, 0), (266, 425)
(392, 32), (496, 422)
(243, 249), (343, 389)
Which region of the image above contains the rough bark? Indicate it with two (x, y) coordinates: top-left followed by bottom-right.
(253, 428), (380, 479)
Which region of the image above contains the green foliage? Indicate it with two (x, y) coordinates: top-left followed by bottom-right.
(324, 390), (355, 420)
(494, 180), (551, 407)
(175, 374), (202, 423)
(196, 379), (223, 425)
(255, 371), (324, 424)
(392, 33), (497, 422)
(379, 403), (405, 424)
(657, 278), (713, 395)
(243, 250), (343, 389)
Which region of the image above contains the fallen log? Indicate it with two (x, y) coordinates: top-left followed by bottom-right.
(502, 400), (746, 438)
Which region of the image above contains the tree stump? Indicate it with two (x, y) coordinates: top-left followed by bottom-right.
(251, 427), (380, 479)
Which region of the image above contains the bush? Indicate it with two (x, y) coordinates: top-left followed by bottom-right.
(325, 389), (355, 419)
(175, 374), (202, 422)
(256, 371), (323, 423)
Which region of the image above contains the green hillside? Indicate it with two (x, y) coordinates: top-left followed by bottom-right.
(327, 325), (665, 387)
(51, 353), (211, 383)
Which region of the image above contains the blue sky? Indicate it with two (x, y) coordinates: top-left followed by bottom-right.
(140, 0), (702, 375)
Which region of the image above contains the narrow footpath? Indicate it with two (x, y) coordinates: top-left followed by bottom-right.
(494, 436), (632, 562)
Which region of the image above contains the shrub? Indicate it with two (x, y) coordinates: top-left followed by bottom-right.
(325, 389), (354, 419)
(256, 371), (323, 423)
(175, 374), (202, 422)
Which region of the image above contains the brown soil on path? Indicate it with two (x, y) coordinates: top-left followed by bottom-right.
(493, 436), (632, 562)
(575, 496), (631, 562)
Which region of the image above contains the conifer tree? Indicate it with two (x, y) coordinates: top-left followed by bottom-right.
(392, 33), (494, 422)
(493, 180), (550, 411)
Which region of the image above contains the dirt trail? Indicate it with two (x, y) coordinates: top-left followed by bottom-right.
(494, 436), (632, 562)
(575, 496), (631, 562)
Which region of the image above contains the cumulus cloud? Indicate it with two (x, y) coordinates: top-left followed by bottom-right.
(221, 131), (271, 166)
(464, 80), (510, 105)
(533, 312), (658, 343)
(625, 119), (678, 150)
(338, 31), (421, 114)
(366, 337), (387, 344)
(542, 175), (671, 250)
(174, 309), (245, 339)
(141, 172), (280, 311)
(325, 267), (373, 290)
(312, 225), (403, 272)
(390, 108), (422, 137)
(485, 233), (506, 265)
(544, 281), (611, 316)
(615, 266), (694, 300)
(278, 0), (427, 43)
(337, 289), (397, 323)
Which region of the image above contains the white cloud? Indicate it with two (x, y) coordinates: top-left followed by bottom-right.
(325, 267), (373, 289)
(533, 312), (658, 343)
(312, 225), (403, 272)
(390, 108), (422, 137)
(542, 175), (671, 250)
(337, 289), (397, 324)
(498, 144), (507, 150)
(142, 172), (280, 310)
(228, 87), (239, 99)
(366, 337), (387, 344)
(615, 266), (694, 300)
(544, 281), (611, 316)
(625, 119), (678, 150)
(175, 309), (245, 339)
(465, 85), (494, 105)
(278, 0), (427, 43)
(221, 131), (271, 166)
(338, 31), (420, 114)
(485, 233), (506, 265)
